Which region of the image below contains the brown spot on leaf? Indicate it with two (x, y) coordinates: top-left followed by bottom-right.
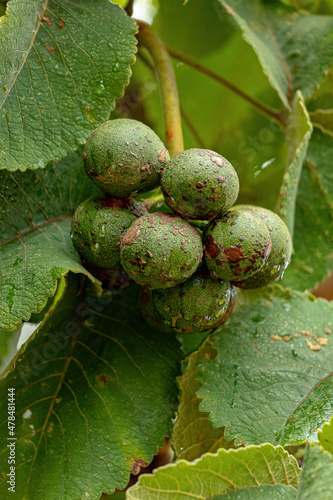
(131, 458), (149, 475)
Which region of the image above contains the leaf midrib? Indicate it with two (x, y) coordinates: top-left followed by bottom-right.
(273, 370), (333, 444)
(0, 0), (49, 112)
(0, 215), (72, 247)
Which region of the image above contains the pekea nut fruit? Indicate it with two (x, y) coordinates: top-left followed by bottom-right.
(161, 148), (239, 220)
(146, 269), (235, 334)
(119, 211), (203, 289)
(71, 195), (146, 269)
(84, 118), (170, 197)
(231, 205), (292, 288)
(203, 209), (272, 281)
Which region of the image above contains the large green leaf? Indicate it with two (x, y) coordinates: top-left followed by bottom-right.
(318, 415), (333, 456)
(0, 280), (182, 499)
(171, 341), (236, 461)
(198, 291), (333, 446)
(0, 0), (137, 171)
(220, 0), (333, 107)
(283, 130), (333, 290)
(0, 148), (100, 331)
(296, 445), (333, 499)
(126, 445), (299, 499)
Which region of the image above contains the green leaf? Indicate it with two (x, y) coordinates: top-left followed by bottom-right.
(126, 445), (299, 500)
(171, 341), (236, 461)
(198, 291), (333, 446)
(296, 446), (333, 499)
(0, 280), (182, 499)
(220, 0), (333, 107)
(0, 0), (137, 171)
(318, 415), (333, 455)
(153, 0), (233, 57)
(283, 130), (333, 290)
(275, 91), (312, 237)
(310, 109), (333, 137)
(214, 484), (297, 500)
(0, 148), (100, 331)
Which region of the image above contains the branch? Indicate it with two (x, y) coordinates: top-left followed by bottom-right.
(168, 47), (284, 126)
(136, 21), (184, 156)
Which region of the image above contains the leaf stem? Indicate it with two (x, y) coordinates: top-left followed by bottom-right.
(136, 20), (184, 157)
(142, 190), (165, 211)
(168, 47), (284, 126)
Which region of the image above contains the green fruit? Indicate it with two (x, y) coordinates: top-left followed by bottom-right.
(203, 209), (272, 281)
(119, 212), (203, 289)
(71, 195), (146, 268)
(231, 205), (292, 289)
(161, 148), (239, 220)
(84, 119), (170, 197)
(148, 270), (235, 334)
(138, 287), (172, 333)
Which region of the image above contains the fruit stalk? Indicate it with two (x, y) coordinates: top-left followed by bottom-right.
(136, 20), (184, 157)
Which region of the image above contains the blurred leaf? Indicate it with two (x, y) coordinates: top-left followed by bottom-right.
(296, 446), (333, 499)
(0, 281), (182, 499)
(283, 130), (333, 290)
(153, 0), (233, 57)
(0, 148), (100, 331)
(171, 341), (236, 461)
(310, 109), (333, 136)
(220, 0), (333, 107)
(0, 0), (137, 171)
(198, 291), (333, 446)
(126, 445), (299, 499)
(318, 415), (333, 456)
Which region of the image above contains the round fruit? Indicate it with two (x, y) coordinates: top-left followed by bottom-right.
(138, 287), (173, 333)
(161, 149), (239, 220)
(71, 195), (146, 268)
(147, 269), (234, 334)
(203, 209), (272, 281)
(84, 119), (170, 197)
(231, 205), (292, 288)
(119, 212), (203, 289)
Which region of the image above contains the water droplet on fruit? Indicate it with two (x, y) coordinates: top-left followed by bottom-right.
(113, 62), (120, 72)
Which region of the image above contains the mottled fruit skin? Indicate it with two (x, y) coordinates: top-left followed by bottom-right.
(84, 119), (170, 197)
(161, 149), (239, 220)
(149, 271), (234, 334)
(203, 209), (272, 281)
(119, 212), (203, 289)
(138, 287), (173, 333)
(231, 205), (292, 289)
(71, 195), (146, 268)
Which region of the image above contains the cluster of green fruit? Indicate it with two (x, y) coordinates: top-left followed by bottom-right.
(71, 119), (292, 334)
